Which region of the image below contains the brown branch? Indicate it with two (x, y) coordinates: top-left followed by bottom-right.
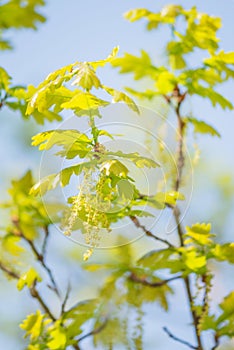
(211, 333), (220, 350)
(77, 319), (108, 343)
(22, 234), (61, 298)
(174, 98), (185, 192)
(163, 327), (197, 349)
(166, 86), (204, 350)
(130, 216), (174, 248)
(129, 272), (181, 287)
(11, 216), (60, 298)
(30, 282), (56, 321)
(42, 225), (50, 257)
(0, 261), (19, 279)
(60, 282), (71, 315)
(0, 261), (56, 322)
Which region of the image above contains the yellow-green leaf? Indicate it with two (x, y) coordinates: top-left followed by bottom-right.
(20, 310), (44, 341)
(17, 268), (42, 291)
(61, 92), (109, 110)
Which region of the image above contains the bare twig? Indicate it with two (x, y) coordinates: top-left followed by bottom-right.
(211, 334), (220, 350)
(129, 273), (181, 287)
(163, 327), (197, 349)
(77, 319), (108, 343)
(30, 282), (56, 321)
(22, 235), (61, 298)
(11, 217), (60, 298)
(0, 261), (19, 279)
(61, 282), (71, 315)
(0, 261), (56, 321)
(130, 216), (174, 248)
(42, 225), (50, 257)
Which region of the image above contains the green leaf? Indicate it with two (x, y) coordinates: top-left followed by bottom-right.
(186, 84), (233, 110)
(212, 243), (234, 264)
(155, 71), (177, 94)
(62, 299), (97, 340)
(125, 88), (159, 100)
(112, 50), (157, 80)
(2, 235), (24, 256)
(47, 325), (67, 350)
(216, 291), (234, 336)
(124, 5), (182, 29)
(106, 150), (159, 168)
(17, 268), (42, 291)
(90, 46), (119, 70)
(182, 248), (207, 272)
(124, 8), (151, 23)
(30, 174), (60, 196)
(204, 51), (234, 79)
(103, 85), (139, 114)
(26, 85), (77, 115)
(60, 162), (94, 186)
(31, 110), (62, 125)
(20, 310), (45, 341)
(97, 129), (114, 140)
(61, 91), (109, 110)
(128, 209), (154, 217)
(185, 117), (221, 137)
(138, 249), (175, 271)
(184, 223), (215, 246)
(72, 63), (101, 90)
(0, 39), (12, 51)
(0, 67), (11, 90)
(0, 0), (46, 50)
(126, 275), (173, 310)
(169, 54), (186, 70)
(100, 160), (129, 178)
(152, 191), (185, 207)
(32, 129), (92, 159)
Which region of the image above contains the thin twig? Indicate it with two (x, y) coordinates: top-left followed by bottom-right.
(211, 334), (220, 350)
(0, 261), (56, 321)
(42, 225), (50, 257)
(0, 261), (19, 279)
(163, 327), (197, 349)
(11, 216), (60, 297)
(30, 282), (56, 321)
(130, 216), (174, 248)
(61, 282), (71, 315)
(23, 235), (61, 297)
(129, 273), (181, 287)
(77, 319), (108, 343)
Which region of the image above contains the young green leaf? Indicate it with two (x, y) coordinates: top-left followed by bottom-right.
(185, 117), (221, 137)
(17, 268), (42, 291)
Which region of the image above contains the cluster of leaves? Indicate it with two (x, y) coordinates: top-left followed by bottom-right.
(26, 48), (187, 259)
(0, 171), (64, 279)
(82, 224), (234, 349)
(112, 4), (234, 137)
(0, 0), (57, 124)
(0, 0), (46, 50)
